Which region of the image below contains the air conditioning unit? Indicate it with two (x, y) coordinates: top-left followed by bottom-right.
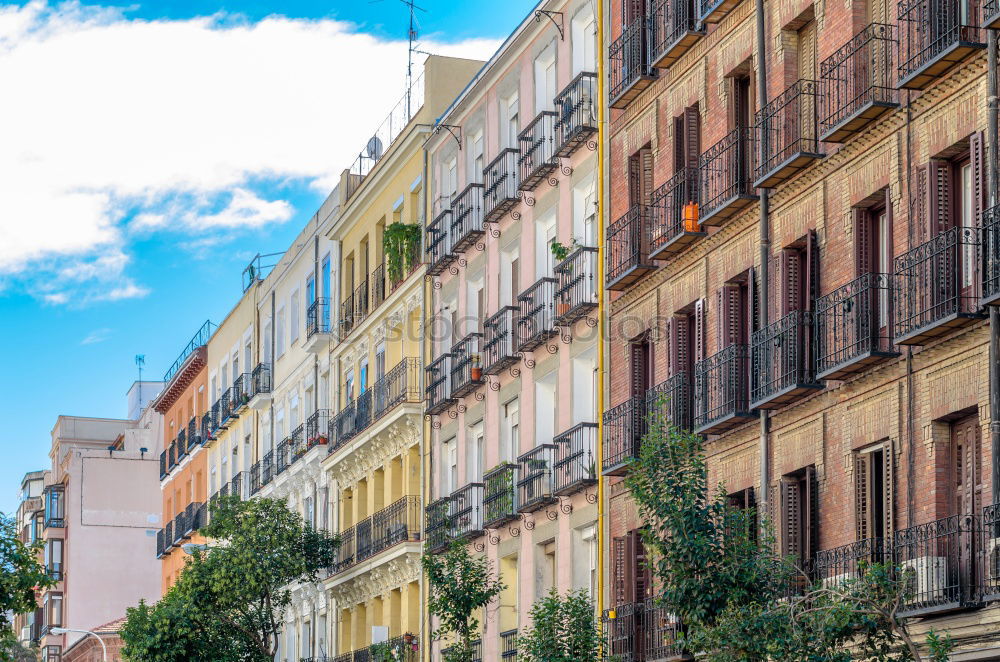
(987, 538), (1000, 583)
(901, 556), (948, 602)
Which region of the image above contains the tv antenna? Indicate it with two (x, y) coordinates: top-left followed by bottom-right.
(371, 0), (427, 117)
(135, 354), (145, 411)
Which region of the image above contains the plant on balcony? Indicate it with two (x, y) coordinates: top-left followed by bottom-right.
(121, 496), (338, 662)
(385, 222), (422, 284)
(549, 239), (579, 263)
(423, 540), (505, 662)
(624, 400), (953, 662)
(0, 514), (54, 654)
(517, 589), (603, 662)
(470, 354), (483, 382)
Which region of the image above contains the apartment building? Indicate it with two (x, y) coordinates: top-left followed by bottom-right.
(423, 4), (600, 660)
(603, 0), (1000, 657)
(322, 54), (482, 661)
(37, 382), (163, 660)
(13, 469), (49, 648)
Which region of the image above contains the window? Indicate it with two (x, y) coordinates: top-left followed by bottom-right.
(777, 466), (818, 568)
(468, 420), (485, 482)
(855, 443), (892, 541)
(628, 144), (655, 206)
(673, 104), (701, 175)
(446, 157), (458, 198)
(45, 646), (61, 662)
(276, 307), (286, 357)
(536, 210), (558, 275)
(769, 232), (818, 320)
(950, 414), (982, 517)
(44, 539), (63, 579)
(304, 496), (315, 529)
(535, 374), (556, 449)
(728, 487), (757, 541)
(572, 351), (596, 424)
(44, 487), (64, 527)
(716, 278), (752, 351)
(571, 7), (597, 74)
(43, 593), (62, 629)
(629, 336), (653, 397)
(306, 275), (316, 307)
(537, 540), (557, 598)
(469, 130), (484, 183)
(443, 437), (458, 495)
(467, 273), (485, 335)
(263, 321), (273, 364)
(574, 525), (598, 598)
(573, 178), (597, 246)
(534, 43), (557, 113)
(611, 529), (648, 606)
(322, 255), (332, 329)
(500, 94), (520, 150)
(359, 357), (369, 394)
(502, 398), (520, 464)
(344, 368), (355, 404)
(500, 246), (520, 307)
(290, 290), (300, 343)
(854, 196), (893, 329)
(319, 487), (329, 531)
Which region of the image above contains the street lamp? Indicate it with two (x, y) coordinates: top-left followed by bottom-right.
(50, 627), (106, 662)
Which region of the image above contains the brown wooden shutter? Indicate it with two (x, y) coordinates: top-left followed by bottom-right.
(747, 265), (759, 333)
(630, 339), (649, 397)
(694, 298), (705, 362)
(780, 476), (801, 558)
(883, 440), (895, 540)
(641, 147), (655, 204)
(629, 152), (642, 206)
(854, 452), (870, 541)
(630, 529), (649, 602)
(612, 535), (628, 605)
(666, 316), (677, 376)
(781, 248), (802, 315)
(971, 131), (987, 224)
(854, 208), (873, 275)
(718, 284), (742, 348)
(684, 104), (701, 172)
(675, 314), (690, 375)
(805, 466), (818, 562)
(673, 115), (686, 173)
(925, 160), (953, 237)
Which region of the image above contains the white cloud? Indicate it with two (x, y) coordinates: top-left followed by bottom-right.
(80, 327), (112, 344)
(0, 1), (499, 303)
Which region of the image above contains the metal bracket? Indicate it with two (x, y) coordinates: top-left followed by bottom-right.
(435, 123), (463, 149)
(535, 10), (565, 39)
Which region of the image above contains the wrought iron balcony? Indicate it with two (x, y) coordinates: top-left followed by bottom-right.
(450, 482), (486, 540)
(233, 373), (252, 412)
(426, 210), (456, 276)
(450, 333), (484, 398)
(287, 424), (306, 465)
(483, 463), (519, 528)
(819, 23), (899, 143)
(754, 79), (824, 188)
(646, 372), (692, 432)
(982, 205), (1000, 306)
(603, 602), (642, 662)
(484, 306), (520, 376)
(187, 416), (199, 447)
(649, 0), (705, 68)
(46, 563), (63, 582)
(425, 496), (454, 553)
(371, 263), (386, 310)
(553, 422), (597, 496)
(372, 357), (422, 419)
(200, 411), (214, 443)
(606, 205), (656, 290)
(451, 183), (486, 253)
(249, 461), (261, 495)
(354, 279), (370, 325)
(642, 599), (686, 660)
(649, 168), (706, 259)
(176, 429), (188, 460)
(250, 362), (271, 403)
(893, 514), (978, 616)
(554, 72), (598, 157)
(813, 537), (889, 587)
(609, 19), (655, 108)
(750, 310), (822, 409)
(184, 501), (204, 535)
(554, 246), (598, 325)
(167, 440), (176, 469)
(699, 128), (757, 225)
(893, 226), (984, 345)
(331, 496), (421, 575)
(426, 353), (455, 415)
(217, 388), (233, 428)
(988, 0), (1000, 28)
(983, 503), (1000, 602)
(306, 409), (331, 449)
(340, 292), (356, 335)
(518, 111), (558, 192)
(332, 401), (358, 449)
(159, 451), (167, 479)
(484, 149), (521, 222)
(261, 450), (274, 486)
(698, 0), (742, 24)
(516, 277), (558, 351)
(517, 444), (557, 513)
(815, 273), (899, 380)
(275, 439), (289, 474)
(693, 344), (757, 434)
(230, 471), (247, 501)
(602, 397), (644, 475)
(500, 629), (519, 661)
(307, 298), (332, 338)
(897, 0), (985, 90)
(156, 528), (166, 558)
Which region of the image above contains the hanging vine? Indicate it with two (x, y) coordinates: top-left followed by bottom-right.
(384, 222), (422, 284)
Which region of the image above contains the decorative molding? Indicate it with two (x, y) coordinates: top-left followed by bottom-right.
(328, 553), (421, 607)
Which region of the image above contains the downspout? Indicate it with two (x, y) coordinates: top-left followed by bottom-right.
(988, 31), (999, 505)
(596, 0), (608, 634)
(755, 0), (771, 520)
(420, 140), (431, 662)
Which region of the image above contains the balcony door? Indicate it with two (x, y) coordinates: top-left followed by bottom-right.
(951, 414), (982, 519)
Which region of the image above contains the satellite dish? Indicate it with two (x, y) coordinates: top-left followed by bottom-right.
(366, 136), (384, 161)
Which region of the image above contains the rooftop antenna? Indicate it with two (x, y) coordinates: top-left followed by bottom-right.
(135, 354), (145, 411)
(371, 0), (427, 118)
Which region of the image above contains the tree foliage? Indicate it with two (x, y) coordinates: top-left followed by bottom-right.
(121, 496), (337, 662)
(624, 410), (952, 662)
(517, 589), (602, 662)
(0, 512), (53, 657)
(422, 541), (504, 662)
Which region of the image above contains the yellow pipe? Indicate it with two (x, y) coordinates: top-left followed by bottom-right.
(595, 0), (608, 637)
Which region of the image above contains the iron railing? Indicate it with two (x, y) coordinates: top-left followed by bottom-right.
(815, 273), (897, 379)
(187, 416), (200, 446)
(602, 397), (644, 475)
(643, 599), (685, 660)
(988, 0), (1000, 27)
(649, 168), (704, 259)
(163, 319), (214, 383)
(451, 333), (484, 398)
(554, 72), (598, 157)
(483, 463), (519, 528)
(331, 496), (421, 575)
(982, 205), (1000, 305)
(159, 451), (167, 480)
(177, 429), (188, 460)
(609, 20), (653, 107)
(425, 497), (454, 553)
(553, 422), (598, 495)
(754, 79), (823, 188)
(451, 183), (486, 253)
(252, 362), (271, 398)
(450, 483), (486, 540)
(813, 537), (889, 587)
(426, 210), (455, 276)
(603, 601), (642, 662)
(699, 128), (757, 224)
(518, 111), (558, 191)
(517, 444), (557, 513)
(230, 472), (247, 501)
(307, 298), (332, 338)
(425, 354), (455, 415)
(261, 450), (274, 485)
(897, 0), (985, 89)
(694, 344), (756, 433)
(554, 246), (598, 325)
(893, 226), (982, 344)
(288, 424), (306, 465)
(819, 23), (898, 142)
(355, 390), (374, 437)
(332, 401), (358, 449)
(233, 373), (252, 411)
(606, 205), (653, 289)
(306, 409), (331, 448)
(484, 307), (520, 375)
(354, 280), (370, 326)
(649, 0), (704, 68)
(982, 503), (1000, 601)
(500, 629), (519, 661)
(646, 372), (692, 432)
(484, 149), (521, 222)
(201, 411), (214, 443)
(275, 439), (289, 474)
(750, 310), (820, 408)
(218, 387), (233, 426)
(340, 292), (356, 336)
(249, 462), (261, 495)
(517, 277), (559, 351)
(894, 514), (978, 616)
(372, 357), (422, 419)
(371, 263), (386, 310)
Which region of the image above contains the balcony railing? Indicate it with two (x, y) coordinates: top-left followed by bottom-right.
(159, 451), (167, 479)
(646, 372), (692, 432)
(484, 307), (520, 376)
(603, 601), (642, 662)
(451, 183), (486, 253)
(897, 0), (985, 90)
(554, 246), (598, 325)
(484, 151), (521, 226)
(250, 461), (261, 495)
(261, 450), (274, 485)
(694, 344), (757, 434)
(518, 111), (558, 192)
(426, 210), (456, 276)
(606, 205), (656, 290)
(425, 497), (453, 553)
(602, 397), (644, 475)
(450, 483), (486, 540)
(340, 292), (356, 336)
(893, 226), (984, 345)
(553, 422), (598, 495)
(754, 79), (824, 188)
(306, 409), (331, 449)
(649, 0), (704, 68)
(451, 333), (484, 398)
(371, 263), (386, 310)
(373, 357), (422, 419)
(819, 23), (899, 143)
(610, 20), (654, 108)
(354, 280), (370, 325)
(643, 599), (685, 660)
(426, 354), (455, 415)
(982, 503), (1000, 601)
(894, 514), (977, 616)
(750, 310), (822, 409)
(201, 411), (214, 443)
(698, 0), (742, 24)
(982, 205), (1000, 306)
(988, 0), (1000, 27)
(699, 128), (757, 225)
(275, 439), (289, 474)
(252, 362), (271, 399)
(332, 401), (358, 449)
(813, 537), (889, 587)
(516, 277), (558, 351)
(176, 429), (188, 460)
(218, 388), (233, 427)
(187, 416), (199, 447)
(307, 298), (332, 338)
(554, 72), (598, 157)
(649, 168), (705, 259)
(815, 273), (898, 380)
(500, 629), (519, 661)
(331, 496), (421, 575)
(517, 444), (557, 513)
(234, 373), (252, 411)
(483, 463), (519, 528)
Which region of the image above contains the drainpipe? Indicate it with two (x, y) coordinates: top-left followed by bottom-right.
(755, 0), (771, 520)
(420, 138), (431, 662)
(596, 0), (608, 636)
(988, 31), (999, 506)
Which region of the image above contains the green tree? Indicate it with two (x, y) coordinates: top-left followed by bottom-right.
(518, 589), (602, 662)
(0, 513), (53, 656)
(422, 540), (504, 662)
(121, 496), (337, 662)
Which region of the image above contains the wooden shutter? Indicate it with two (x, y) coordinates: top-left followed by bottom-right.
(612, 535), (628, 605)
(718, 284), (742, 348)
(854, 208), (873, 275)
(673, 115), (686, 173)
(666, 316), (677, 376)
(747, 265), (760, 333)
(641, 147), (655, 204)
(629, 529), (649, 602)
(630, 339), (649, 397)
(971, 131), (987, 224)
(674, 314), (690, 375)
(781, 248), (803, 315)
(805, 466), (818, 562)
(684, 104), (701, 172)
(883, 440), (895, 540)
(629, 152), (642, 206)
(854, 452), (871, 541)
(694, 298), (706, 362)
(767, 483), (779, 553)
(925, 160), (953, 236)
(780, 476), (801, 558)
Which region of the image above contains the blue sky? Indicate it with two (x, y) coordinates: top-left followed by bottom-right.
(0, 0), (535, 514)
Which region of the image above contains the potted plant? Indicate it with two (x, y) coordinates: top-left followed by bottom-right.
(550, 239), (580, 317)
(470, 353), (483, 381)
